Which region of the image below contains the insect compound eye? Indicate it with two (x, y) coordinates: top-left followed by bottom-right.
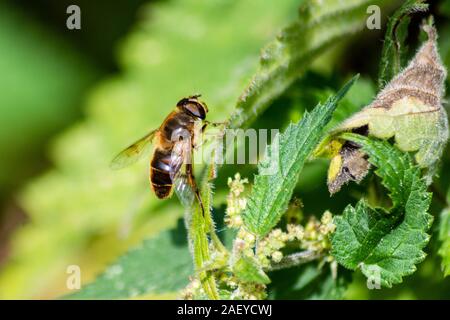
(176, 96), (208, 119)
(183, 102), (206, 119)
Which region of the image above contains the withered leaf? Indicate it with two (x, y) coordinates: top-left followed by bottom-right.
(325, 25), (448, 194)
(327, 138), (371, 195)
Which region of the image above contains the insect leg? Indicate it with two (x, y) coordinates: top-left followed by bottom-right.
(203, 120), (228, 128)
(186, 163), (205, 216)
(197, 120), (227, 149)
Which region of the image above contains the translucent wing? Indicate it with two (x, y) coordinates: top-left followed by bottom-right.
(110, 130), (157, 170)
(172, 138), (195, 209)
(173, 172), (195, 209)
(169, 137), (191, 180)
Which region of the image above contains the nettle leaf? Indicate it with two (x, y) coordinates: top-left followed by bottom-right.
(439, 208), (450, 276)
(242, 76), (358, 237)
(331, 134), (433, 287)
(67, 223), (192, 299)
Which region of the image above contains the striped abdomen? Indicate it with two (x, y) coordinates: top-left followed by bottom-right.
(150, 148), (177, 199)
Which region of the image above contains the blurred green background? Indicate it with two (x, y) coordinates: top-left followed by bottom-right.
(0, 0), (449, 299)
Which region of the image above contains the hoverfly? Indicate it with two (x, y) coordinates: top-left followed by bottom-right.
(111, 95), (210, 213)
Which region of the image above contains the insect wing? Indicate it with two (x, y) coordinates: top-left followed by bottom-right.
(171, 138), (195, 209)
(169, 138), (192, 180)
(110, 130), (157, 170)
(173, 172), (195, 209)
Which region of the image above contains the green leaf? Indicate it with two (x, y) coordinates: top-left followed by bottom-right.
(233, 256), (271, 285)
(332, 201), (402, 271)
(439, 208), (450, 276)
(378, 0), (428, 88)
(331, 134), (433, 287)
(229, 0), (392, 129)
(242, 76), (358, 237)
(67, 222), (193, 299)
